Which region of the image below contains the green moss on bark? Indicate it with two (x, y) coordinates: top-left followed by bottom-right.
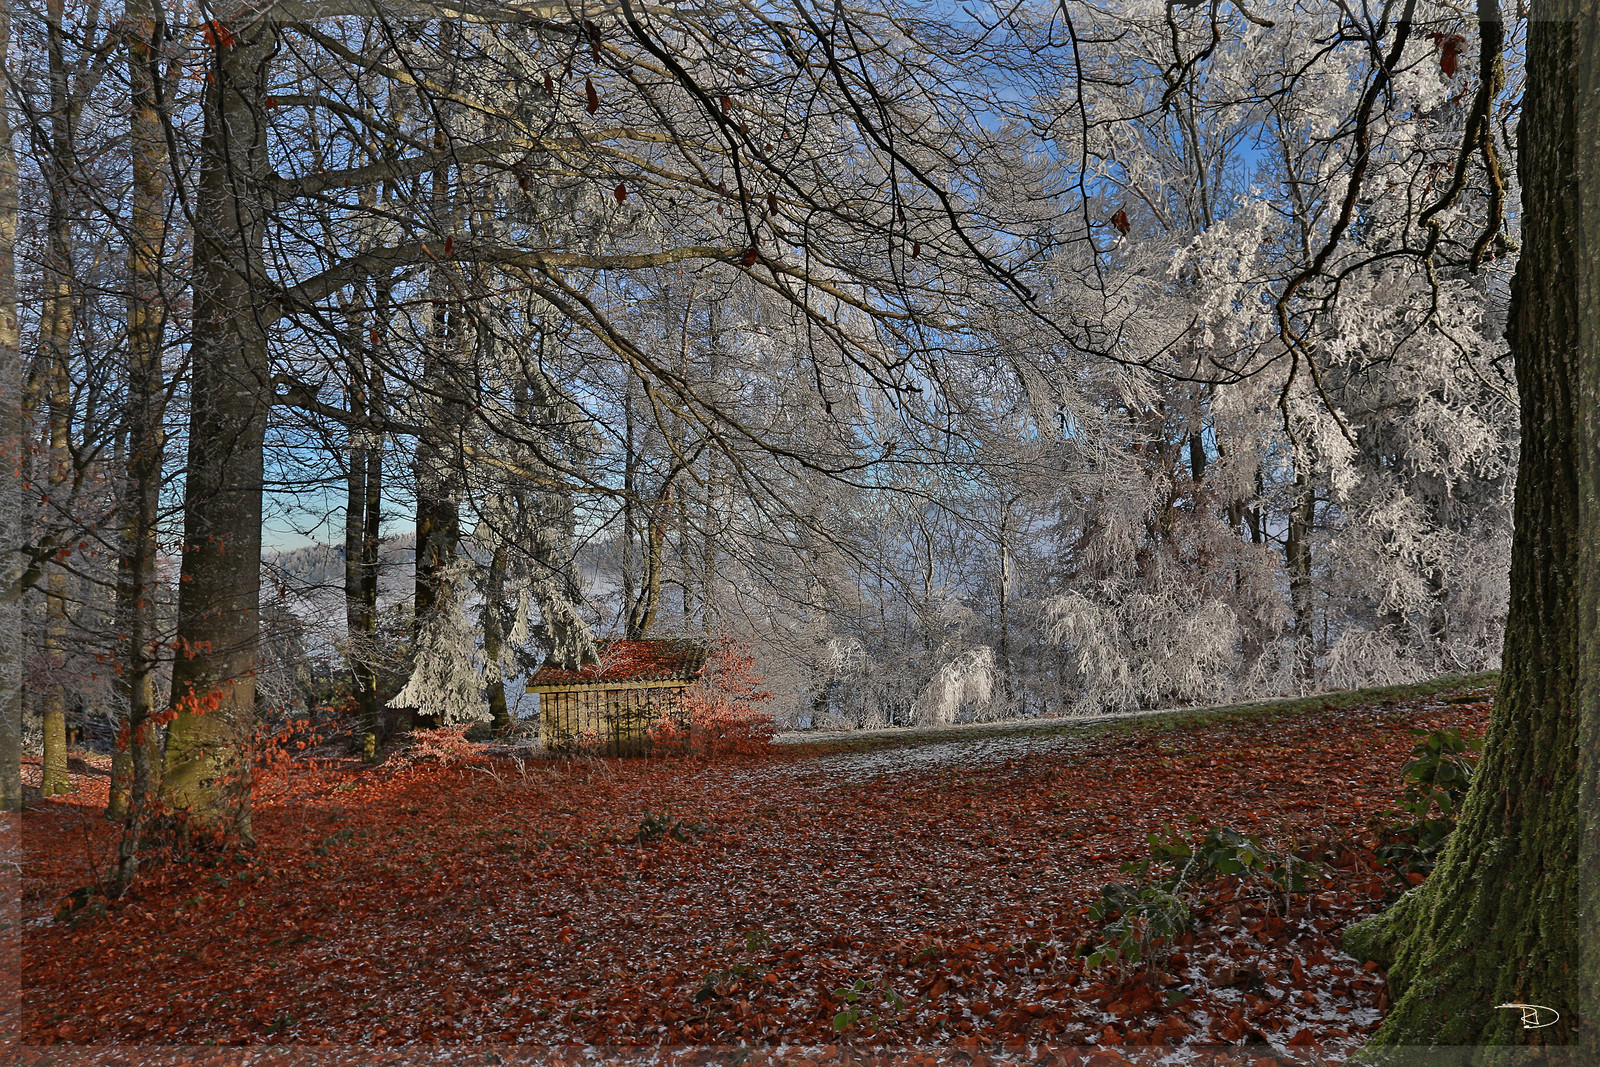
(1354, 2), (1595, 1056)
(1343, 890), (1418, 971)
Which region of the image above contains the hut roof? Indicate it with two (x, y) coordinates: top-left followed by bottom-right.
(527, 638), (709, 688)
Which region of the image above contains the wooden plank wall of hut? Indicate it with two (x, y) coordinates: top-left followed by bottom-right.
(541, 685), (689, 756)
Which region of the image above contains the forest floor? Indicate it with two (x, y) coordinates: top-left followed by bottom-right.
(8, 674), (1496, 1066)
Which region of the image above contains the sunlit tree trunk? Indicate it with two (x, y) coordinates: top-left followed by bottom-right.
(109, 0), (170, 854)
(1343, 2), (1595, 1051)
(0, 2), (22, 812)
(39, 0), (77, 798)
(160, 14), (278, 841)
(411, 334), (464, 727)
(409, 37), (463, 726)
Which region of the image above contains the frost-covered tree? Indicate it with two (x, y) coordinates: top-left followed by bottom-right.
(0, 0), (1542, 864)
(388, 558), (486, 724)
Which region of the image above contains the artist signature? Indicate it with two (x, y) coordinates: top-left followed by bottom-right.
(1495, 1003), (1560, 1029)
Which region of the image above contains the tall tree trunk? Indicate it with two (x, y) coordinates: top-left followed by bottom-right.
(482, 545), (509, 730)
(344, 350), (371, 754)
(353, 272), (389, 752)
(345, 407), (384, 754)
(109, 0), (169, 858)
(39, 0), (77, 798)
(0, 1), (22, 812)
(1343, 2), (1594, 1051)
(997, 500), (1014, 705)
(358, 406), (383, 743)
(678, 485), (693, 624)
(1285, 466), (1316, 685)
(408, 52), (462, 727)
(627, 486), (670, 640)
(160, 15), (277, 841)
(701, 448), (717, 629)
(411, 320), (463, 728)
(621, 373), (637, 628)
(343, 292), (384, 758)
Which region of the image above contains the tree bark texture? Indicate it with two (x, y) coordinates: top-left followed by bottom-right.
(409, 81), (464, 725)
(39, 0), (77, 798)
(1575, 0), (1600, 1054)
(1285, 466), (1316, 685)
(159, 15), (277, 840)
(343, 309), (383, 756)
(411, 300), (464, 728)
(111, 0), (170, 867)
(482, 545), (509, 730)
(626, 485), (670, 641)
(358, 370), (383, 739)
(0, 2), (22, 811)
(1345, 3), (1597, 1056)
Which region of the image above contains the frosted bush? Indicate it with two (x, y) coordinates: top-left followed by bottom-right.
(914, 646), (997, 726)
(1046, 586), (1241, 714)
(1320, 627), (1429, 692)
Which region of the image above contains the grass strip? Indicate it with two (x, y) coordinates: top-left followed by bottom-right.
(785, 671), (1500, 757)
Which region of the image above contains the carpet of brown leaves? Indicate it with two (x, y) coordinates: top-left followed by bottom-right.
(10, 684), (1492, 1065)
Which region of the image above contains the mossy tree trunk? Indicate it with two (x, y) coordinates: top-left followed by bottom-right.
(158, 13), (278, 842)
(1343, 2), (1597, 1056)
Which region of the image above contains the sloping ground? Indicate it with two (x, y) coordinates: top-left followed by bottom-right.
(10, 677), (1493, 1065)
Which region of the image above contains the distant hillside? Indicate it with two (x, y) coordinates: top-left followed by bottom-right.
(264, 534), (415, 589)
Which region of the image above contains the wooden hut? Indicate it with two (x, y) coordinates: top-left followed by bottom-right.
(525, 638), (709, 756)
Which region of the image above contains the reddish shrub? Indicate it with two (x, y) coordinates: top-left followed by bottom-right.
(651, 637), (774, 756)
(386, 724), (484, 768)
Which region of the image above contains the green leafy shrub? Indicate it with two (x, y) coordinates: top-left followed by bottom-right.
(1083, 881), (1191, 972)
(634, 812), (707, 843)
(830, 975), (908, 1032)
(1082, 824), (1322, 978)
(1375, 727), (1482, 877)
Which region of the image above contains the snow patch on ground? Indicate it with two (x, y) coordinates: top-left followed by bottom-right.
(799, 732), (1090, 782)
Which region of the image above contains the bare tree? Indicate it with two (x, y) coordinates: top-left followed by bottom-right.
(111, 0), (175, 888)
(0, 1), (23, 812)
